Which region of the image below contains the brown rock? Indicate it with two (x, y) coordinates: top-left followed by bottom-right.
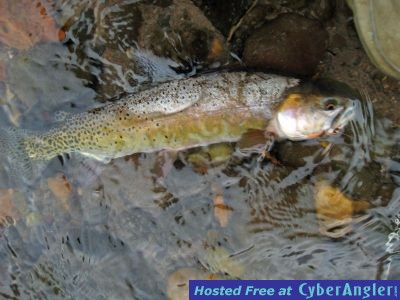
(137, 0), (229, 65)
(47, 173), (72, 211)
(243, 13), (328, 76)
(94, 0), (229, 98)
(213, 194), (233, 227)
(274, 140), (324, 168)
(315, 181), (369, 221)
(314, 180), (370, 238)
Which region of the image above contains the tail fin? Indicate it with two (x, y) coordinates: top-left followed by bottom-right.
(0, 127), (35, 188)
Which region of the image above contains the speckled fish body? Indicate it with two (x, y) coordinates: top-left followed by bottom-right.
(23, 72), (299, 161)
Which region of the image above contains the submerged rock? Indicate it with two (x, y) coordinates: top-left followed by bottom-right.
(243, 13), (328, 76)
(135, 0), (229, 66)
(314, 180), (370, 238)
(93, 0), (229, 97)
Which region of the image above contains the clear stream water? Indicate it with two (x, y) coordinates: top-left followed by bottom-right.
(0, 1), (399, 299)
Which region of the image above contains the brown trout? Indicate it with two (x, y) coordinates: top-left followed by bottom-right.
(1, 72), (356, 183)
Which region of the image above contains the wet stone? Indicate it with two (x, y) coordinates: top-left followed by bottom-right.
(274, 140), (324, 168)
(243, 13), (328, 76)
(92, 0), (229, 97)
(136, 0), (229, 65)
(94, 0), (229, 65)
(95, 2), (143, 51)
(343, 161), (396, 206)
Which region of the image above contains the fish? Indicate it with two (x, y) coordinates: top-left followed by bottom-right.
(0, 72), (357, 185)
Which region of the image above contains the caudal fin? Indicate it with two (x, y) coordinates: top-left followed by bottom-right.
(0, 127), (35, 187)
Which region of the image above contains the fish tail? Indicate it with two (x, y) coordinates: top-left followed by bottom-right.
(0, 127), (35, 187)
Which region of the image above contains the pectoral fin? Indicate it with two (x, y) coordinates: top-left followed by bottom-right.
(237, 129), (267, 150)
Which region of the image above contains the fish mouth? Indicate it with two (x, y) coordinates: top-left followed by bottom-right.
(327, 101), (356, 136)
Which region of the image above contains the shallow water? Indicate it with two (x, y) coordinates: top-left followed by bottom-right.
(0, 1), (400, 299)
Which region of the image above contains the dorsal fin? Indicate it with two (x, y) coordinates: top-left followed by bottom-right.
(121, 77), (205, 116)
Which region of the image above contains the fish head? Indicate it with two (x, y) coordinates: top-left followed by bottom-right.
(268, 80), (358, 141)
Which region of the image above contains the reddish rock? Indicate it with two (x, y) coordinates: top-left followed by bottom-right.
(0, 0), (64, 49)
(243, 13), (328, 76)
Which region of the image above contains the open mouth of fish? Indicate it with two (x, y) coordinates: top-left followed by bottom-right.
(327, 101), (356, 136)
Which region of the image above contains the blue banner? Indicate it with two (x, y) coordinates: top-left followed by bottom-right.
(189, 280), (399, 300)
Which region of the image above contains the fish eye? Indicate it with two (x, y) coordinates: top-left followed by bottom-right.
(322, 98), (338, 111)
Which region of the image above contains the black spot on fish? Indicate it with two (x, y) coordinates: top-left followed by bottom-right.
(89, 107), (102, 114)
